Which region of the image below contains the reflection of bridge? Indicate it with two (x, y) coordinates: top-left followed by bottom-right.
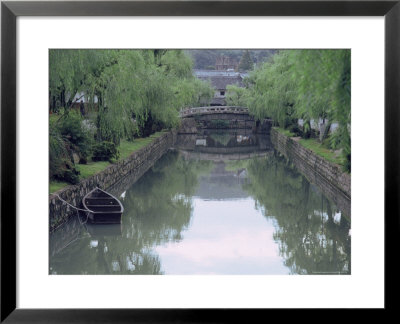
(179, 106), (249, 118)
(177, 149), (273, 162)
(174, 131), (274, 162)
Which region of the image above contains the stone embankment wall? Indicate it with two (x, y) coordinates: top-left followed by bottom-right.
(178, 118), (198, 134)
(271, 128), (351, 217)
(193, 113), (254, 129)
(49, 131), (176, 231)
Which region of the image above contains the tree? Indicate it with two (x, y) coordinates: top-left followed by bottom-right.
(243, 51), (297, 127)
(49, 49), (214, 143)
(237, 50), (254, 71)
(49, 49), (214, 182)
(230, 49), (351, 171)
(225, 85), (249, 107)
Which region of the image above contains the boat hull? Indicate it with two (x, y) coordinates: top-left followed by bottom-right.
(82, 187), (124, 224)
(87, 211), (122, 224)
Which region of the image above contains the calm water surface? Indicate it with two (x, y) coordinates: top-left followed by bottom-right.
(49, 131), (351, 275)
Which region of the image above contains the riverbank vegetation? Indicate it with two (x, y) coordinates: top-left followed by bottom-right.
(274, 127), (345, 167)
(226, 49), (351, 171)
(49, 50), (214, 191)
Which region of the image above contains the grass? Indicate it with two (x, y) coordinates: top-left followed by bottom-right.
(298, 138), (344, 166)
(49, 130), (167, 194)
(75, 161), (111, 179)
(49, 181), (70, 194)
(275, 127), (344, 167)
(118, 131), (166, 160)
(274, 127), (296, 138)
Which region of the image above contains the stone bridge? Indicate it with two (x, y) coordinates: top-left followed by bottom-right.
(179, 106), (249, 118)
(179, 106), (255, 130)
(178, 106), (272, 134)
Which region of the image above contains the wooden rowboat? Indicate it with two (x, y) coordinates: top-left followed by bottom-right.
(82, 187), (124, 224)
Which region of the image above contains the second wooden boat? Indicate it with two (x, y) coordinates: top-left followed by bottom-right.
(82, 187), (124, 224)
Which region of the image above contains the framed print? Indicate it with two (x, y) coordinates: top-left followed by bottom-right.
(1, 0), (399, 322)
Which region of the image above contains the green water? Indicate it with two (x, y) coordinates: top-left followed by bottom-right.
(49, 132), (351, 275)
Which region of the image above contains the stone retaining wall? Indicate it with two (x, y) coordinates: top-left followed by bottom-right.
(193, 113), (254, 129)
(49, 131), (176, 231)
(178, 118), (198, 134)
(271, 128), (351, 217)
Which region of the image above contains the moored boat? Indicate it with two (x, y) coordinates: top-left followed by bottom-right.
(82, 187), (124, 224)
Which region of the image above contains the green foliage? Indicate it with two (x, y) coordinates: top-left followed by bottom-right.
(49, 132), (167, 193)
(49, 49), (214, 180)
(50, 49), (214, 145)
(274, 127), (295, 138)
(58, 110), (93, 160)
(225, 85), (249, 106)
(49, 181), (69, 194)
(49, 126), (68, 179)
(299, 137), (345, 166)
(92, 141), (119, 161)
(118, 132), (165, 160)
(49, 117), (81, 184)
(245, 52), (297, 127)
(237, 50), (254, 71)
(75, 161), (111, 179)
(235, 49), (351, 171)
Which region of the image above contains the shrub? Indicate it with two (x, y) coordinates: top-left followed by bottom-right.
(92, 141), (119, 161)
(49, 129), (68, 179)
(287, 124), (302, 137)
(343, 152), (351, 173)
(58, 110), (93, 161)
(58, 165), (80, 184)
(49, 126), (80, 184)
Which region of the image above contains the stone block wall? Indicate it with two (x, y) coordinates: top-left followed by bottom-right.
(178, 118), (198, 134)
(49, 131), (176, 231)
(271, 128), (351, 217)
(193, 113), (254, 129)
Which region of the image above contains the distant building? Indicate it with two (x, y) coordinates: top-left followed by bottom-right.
(70, 91), (98, 114)
(194, 70), (246, 106)
(215, 55), (238, 71)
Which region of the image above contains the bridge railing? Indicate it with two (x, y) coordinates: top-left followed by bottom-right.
(179, 106), (249, 117)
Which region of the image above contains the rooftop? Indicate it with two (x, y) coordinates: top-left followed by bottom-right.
(197, 74), (244, 90)
(194, 69), (248, 78)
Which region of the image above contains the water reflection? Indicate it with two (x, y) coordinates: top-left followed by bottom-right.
(244, 155), (351, 274)
(49, 131), (350, 275)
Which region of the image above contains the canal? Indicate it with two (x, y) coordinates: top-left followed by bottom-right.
(49, 130), (351, 275)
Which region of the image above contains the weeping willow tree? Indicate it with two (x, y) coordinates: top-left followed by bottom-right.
(49, 49), (214, 182)
(226, 49), (351, 171)
(227, 52), (297, 128)
(225, 85), (249, 107)
(288, 50), (351, 146)
(50, 49), (213, 142)
(49, 50), (118, 112)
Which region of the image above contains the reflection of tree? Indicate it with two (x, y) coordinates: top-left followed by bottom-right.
(244, 153), (351, 274)
(207, 132), (257, 148)
(122, 151), (202, 246)
(50, 151), (213, 275)
(50, 233), (163, 275)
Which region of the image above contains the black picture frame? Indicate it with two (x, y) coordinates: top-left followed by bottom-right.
(1, 0), (399, 322)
